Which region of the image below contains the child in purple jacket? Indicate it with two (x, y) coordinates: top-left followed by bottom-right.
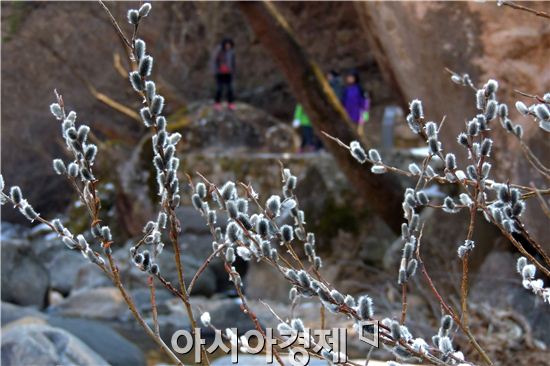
(341, 71), (370, 136)
(341, 71), (368, 124)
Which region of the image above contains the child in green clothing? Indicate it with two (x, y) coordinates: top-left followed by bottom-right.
(293, 104), (315, 152)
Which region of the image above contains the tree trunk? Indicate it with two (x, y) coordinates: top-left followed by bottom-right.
(239, 1), (405, 234)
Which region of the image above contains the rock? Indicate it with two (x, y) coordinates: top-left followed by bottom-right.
(471, 251), (550, 344)
(1, 239), (50, 308)
(45, 250), (86, 296)
(48, 287), (130, 321)
(48, 290), (64, 306)
(180, 233), (218, 265)
(1, 302), (45, 326)
(72, 245), (218, 298)
(150, 253), (218, 298)
(47, 316), (146, 366)
(206, 298), (260, 332)
(2, 302), (144, 366)
(177, 206), (213, 235)
(145, 296), (277, 345)
(1, 321), (108, 366)
(246, 262), (291, 302)
(180, 103), (299, 154)
(72, 264), (112, 292)
(0, 221), (29, 241)
(131, 288), (173, 315)
(150, 313), (193, 343)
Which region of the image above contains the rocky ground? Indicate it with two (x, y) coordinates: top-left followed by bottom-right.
(1, 98), (548, 365)
(2, 154), (549, 365)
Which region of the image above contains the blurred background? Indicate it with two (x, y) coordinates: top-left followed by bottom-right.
(1, 1), (549, 365)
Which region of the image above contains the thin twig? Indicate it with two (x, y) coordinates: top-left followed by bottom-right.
(531, 182), (550, 219)
(149, 275), (160, 337)
(513, 89), (547, 103)
(486, 208), (550, 279)
(516, 221), (550, 269)
(519, 141), (550, 179)
(400, 283), (408, 324)
(224, 263), (286, 366)
(320, 131), (549, 196)
(187, 245), (225, 294)
(501, 1), (550, 20)
(415, 226), (494, 366)
(107, 253), (183, 365)
(97, 1), (133, 49)
(320, 305), (325, 330)
(363, 346), (374, 366)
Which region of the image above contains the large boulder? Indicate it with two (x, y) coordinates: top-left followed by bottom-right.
(154, 252), (218, 297)
(130, 288), (174, 315)
(48, 287), (130, 321)
(471, 251), (550, 344)
(204, 297), (261, 332)
(71, 243), (218, 298)
(1, 320), (108, 366)
(1, 301), (46, 325)
(148, 296), (279, 342)
(2, 301), (145, 366)
(1, 239), (50, 308)
(48, 316), (146, 366)
(45, 250), (87, 296)
(180, 102), (299, 153)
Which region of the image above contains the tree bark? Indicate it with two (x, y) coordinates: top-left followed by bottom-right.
(239, 1), (404, 234)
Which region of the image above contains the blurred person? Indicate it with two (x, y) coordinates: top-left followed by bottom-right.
(341, 70), (368, 136)
(212, 38), (236, 110)
(327, 69), (343, 100)
(292, 104), (316, 152)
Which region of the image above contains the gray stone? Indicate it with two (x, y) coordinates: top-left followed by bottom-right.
(179, 102), (298, 154)
(48, 316), (146, 366)
(245, 262), (291, 302)
(45, 250), (86, 296)
(48, 287), (130, 321)
(131, 288), (173, 315)
(176, 206), (213, 235)
(151, 313), (193, 343)
(72, 263), (114, 292)
(0, 222), (29, 241)
(1, 239), (50, 308)
(2, 302), (145, 366)
(179, 233), (219, 268)
(1, 301), (45, 325)
(150, 253), (218, 298)
(72, 243), (218, 298)
(207, 298), (260, 332)
(471, 251), (550, 344)
(1, 321), (108, 366)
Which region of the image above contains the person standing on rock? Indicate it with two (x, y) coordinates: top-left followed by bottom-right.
(212, 38), (236, 110)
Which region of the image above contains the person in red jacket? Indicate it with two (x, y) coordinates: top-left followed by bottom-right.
(212, 38), (236, 110)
